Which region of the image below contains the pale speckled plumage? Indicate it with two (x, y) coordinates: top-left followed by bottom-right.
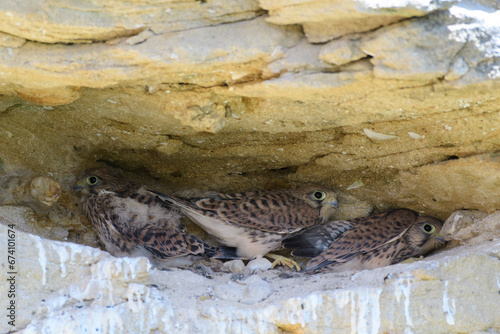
(283, 209), (446, 273)
(74, 167), (233, 268)
(156, 186), (339, 260)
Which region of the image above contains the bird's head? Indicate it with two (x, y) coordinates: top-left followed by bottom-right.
(293, 185), (339, 221)
(74, 167), (124, 196)
(407, 216), (446, 255)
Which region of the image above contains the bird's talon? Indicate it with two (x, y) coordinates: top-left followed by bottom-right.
(266, 253), (301, 271)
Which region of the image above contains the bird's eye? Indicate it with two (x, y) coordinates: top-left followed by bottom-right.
(422, 223), (435, 234)
(313, 191), (326, 200)
(86, 176), (98, 185)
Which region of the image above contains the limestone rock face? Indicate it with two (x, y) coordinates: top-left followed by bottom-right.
(0, 0), (499, 332)
(260, 0), (457, 43)
(1, 223), (500, 333)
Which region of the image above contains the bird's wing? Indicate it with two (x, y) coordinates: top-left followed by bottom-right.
(153, 192), (223, 221)
(156, 190), (319, 233)
(282, 220), (355, 258)
(97, 191), (205, 259)
(305, 209), (418, 271)
(202, 190), (319, 233)
(134, 226), (206, 259)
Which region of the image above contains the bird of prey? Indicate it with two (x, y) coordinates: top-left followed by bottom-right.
(156, 186), (339, 270)
(283, 209), (446, 273)
(74, 167), (236, 268)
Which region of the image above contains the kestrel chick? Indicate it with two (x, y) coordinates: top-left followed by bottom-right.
(74, 167), (235, 268)
(283, 209), (446, 273)
(156, 186), (338, 269)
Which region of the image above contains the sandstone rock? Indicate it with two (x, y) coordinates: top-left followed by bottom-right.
(0, 17), (302, 95)
(362, 4), (500, 84)
(0, 204), (96, 248)
(155, 139), (184, 156)
(125, 29), (155, 46)
(174, 103), (227, 133)
(361, 11), (464, 82)
(228, 71), (373, 102)
(331, 192), (373, 220)
(319, 37), (366, 66)
(395, 154), (500, 217)
(0, 172), (62, 213)
(442, 210), (500, 245)
(445, 56), (471, 81)
(15, 86), (84, 106)
(0, 32), (25, 48)
(266, 38), (338, 75)
(0, 0), (262, 44)
(260, 0), (455, 42)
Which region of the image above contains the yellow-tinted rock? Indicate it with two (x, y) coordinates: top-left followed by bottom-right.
(0, 32), (26, 48)
(0, 18), (301, 92)
(156, 139), (184, 155)
(174, 103), (227, 133)
(0, 0), (262, 43)
(15, 86), (84, 106)
(397, 154), (500, 216)
(442, 210), (500, 245)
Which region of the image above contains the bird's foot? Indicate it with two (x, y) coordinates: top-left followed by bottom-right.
(266, 253), (301, 271)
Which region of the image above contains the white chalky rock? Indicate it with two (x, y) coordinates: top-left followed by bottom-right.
(214, 275), (272, 304)
(1, 222), (500, 333)
(223, 260), (247, 274)
(247, 258), (273, 272)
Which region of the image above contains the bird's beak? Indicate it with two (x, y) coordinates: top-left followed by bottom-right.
(434, 233), (446, 244)
(73, 181), (84, 192)
(327, 199), (339, 208)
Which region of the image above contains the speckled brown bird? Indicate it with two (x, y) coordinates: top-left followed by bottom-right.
(283, 209), (446, 273)
(156, 186), (339, 269)
(74, 167), (236, 268)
